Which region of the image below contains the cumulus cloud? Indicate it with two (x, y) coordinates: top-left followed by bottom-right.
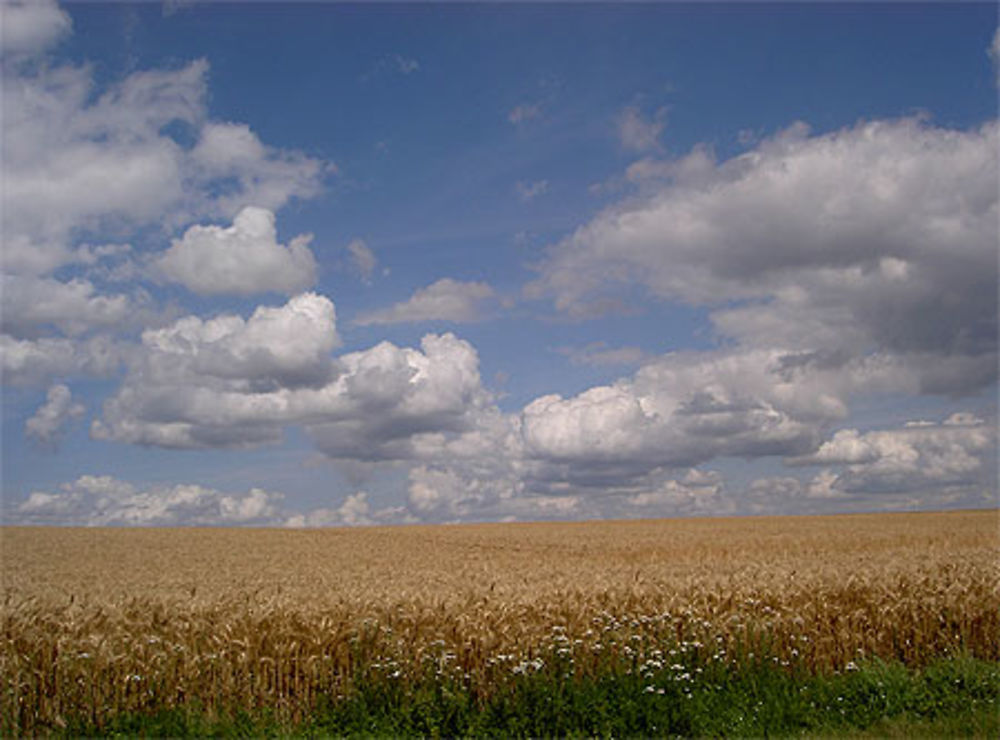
(355, 278), (496, 325)
(8, 474), (421, 529)
(284, 491), (381, 527)
(0, 0), (71, 56)
(397, 358), (997, 520)
(529, 117), (998, 397)
(1, 334), (122, 387)
(537, 117), (996, 311)
(90, 288), (493, 460)
(305, 333), (494, 462)
(0, 37), (330, 396)
(520, 348), (844, 485)
(739, 413), (997, 515)
(91, 293), (339, 446)
(367, 341), (857, 519)
(1, 275), (138, 338)
(345, 238), (378, 283)
(5, 6), (994, 526)
(789, 413), (995, 495)
(12, 475), (284, 526)
(490, 495), (582, 522)
(406, 464), (516, 519)
(25, 383), (84, 446)
(157, 207), (317, 296)
(145, 292), (338, 385)
(626, 469), (724, 513)
(3, 60), (197, 275)
(617, 104), (667, 152)
(2, 58), (327, 276)
(188, 122), (328, 220)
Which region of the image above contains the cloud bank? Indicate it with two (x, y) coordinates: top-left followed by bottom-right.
(3, 3), (995, 526)
(74, 117), (1000, 522)
(15, 475), (284, 526)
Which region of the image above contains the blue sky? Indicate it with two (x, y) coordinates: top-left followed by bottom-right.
(2, 0), (997, 526)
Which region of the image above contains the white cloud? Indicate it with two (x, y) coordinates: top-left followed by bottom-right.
(12, 475), (284, 526)
(2, 58), (328, 277)
(319, 342), (850, 518)
(792, 428), (879, 465)
(1, 275), (137, 338)
(490, 494), (582, 522)
(285, 491), (394, 528)
(355, 278), (496, 325)
(25, 383), (84, 445)
(617, 104), (667, 152)
(147, 293), (338, 377)
(285, 491), (376, 527)
(626, 469), (724, 513)
(305, 333), (494, 462)
(0, 0), (71, 56)
(0, 334), (122, 386)
(529, 117), (998, 396)
(9, 474), (419, 528)
(788, 413), (995, 494)
(515, 179), (548, 202)
(135, 291), (337, 385)
(5, 8), (993, 526)
(519, 347), (843, 483)
(0, 42), (328, 406)
(91, 292), (338, 447)
(157, 207), (317, 296)
(508, 103), (541, 125)
(522, 385), (659, 464)
(90, 287), (494, 459)
(406, 465), (516, 518)
(188, 122), (328, 220)
(3, 61), (199, 274)
(345, 238), (378, 283)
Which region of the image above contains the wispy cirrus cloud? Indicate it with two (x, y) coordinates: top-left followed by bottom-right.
(345, 238), (378, 283)
(361, 53), (420, 82)
(508, 102), (541, 125)
(988, 27), (1000, 85)
(515, 179), (548, 202)
(617, 104), (667, 152)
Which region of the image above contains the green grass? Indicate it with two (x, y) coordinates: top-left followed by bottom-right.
(49, 653), (999, 738)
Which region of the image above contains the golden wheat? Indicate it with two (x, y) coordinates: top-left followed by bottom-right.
(2, 510), (997, 732)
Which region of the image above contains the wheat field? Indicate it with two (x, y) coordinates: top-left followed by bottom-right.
(2, 510), (998, 733)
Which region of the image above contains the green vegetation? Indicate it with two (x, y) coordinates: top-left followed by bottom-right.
(52, 653), (998, 738)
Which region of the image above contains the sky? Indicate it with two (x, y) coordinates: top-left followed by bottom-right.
(1, 0), (997, 527)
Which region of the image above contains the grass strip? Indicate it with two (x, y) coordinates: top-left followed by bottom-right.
(49, 654), (998, 738)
